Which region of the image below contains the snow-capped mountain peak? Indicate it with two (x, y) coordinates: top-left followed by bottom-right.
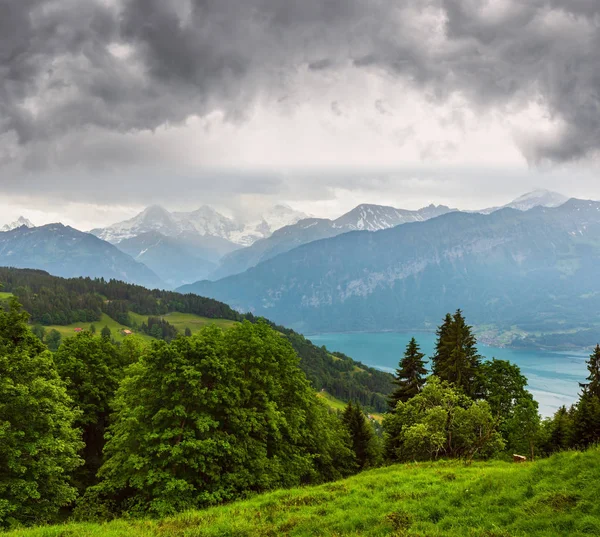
(91, 204), (308, 246)
(505, 189), (568, 211)
(1, 216), (35, 232)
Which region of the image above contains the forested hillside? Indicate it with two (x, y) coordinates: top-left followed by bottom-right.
(0, 267), (393, 411)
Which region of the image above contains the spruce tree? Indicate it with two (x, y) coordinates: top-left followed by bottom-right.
(388, 337), (428, 410)
(342, 402), (380, 469)
(574, 345), (600, 447)
(431, 310), (481, 398)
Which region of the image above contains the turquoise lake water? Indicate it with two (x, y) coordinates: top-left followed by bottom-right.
(307, 331), (590, 417)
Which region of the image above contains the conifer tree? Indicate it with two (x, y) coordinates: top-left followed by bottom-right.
(342, 402), (380, 469)
(388, 337), (428, 410)
(431, 310), (482, 398)
(573, 345), (600, 447)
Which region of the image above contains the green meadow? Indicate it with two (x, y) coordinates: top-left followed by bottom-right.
(128, 311), (237, 334)
(8, 448), (599, 537)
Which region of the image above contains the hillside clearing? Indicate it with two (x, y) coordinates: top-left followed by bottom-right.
(8, 448), (599, 537)
(44, 313), (153, 342)
(128, 311), (237, 333)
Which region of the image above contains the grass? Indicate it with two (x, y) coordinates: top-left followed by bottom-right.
(0, 292), (13, 300)
(317, 390), (384, 422)
(129, 312), (237, 334)
(7, 448), (600, 537)
(45, 314), (153, 343)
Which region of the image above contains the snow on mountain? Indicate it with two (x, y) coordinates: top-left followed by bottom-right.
(481, 190), (569, 214)
(228, 205), (309, 246)
(91, 204), (308, 246)
(1, 216), (34, 232)
(90, 205), (195, 243)
(333, 204), (453, 231)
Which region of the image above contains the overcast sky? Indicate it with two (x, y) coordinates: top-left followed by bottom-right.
(1, 0), (600, 229)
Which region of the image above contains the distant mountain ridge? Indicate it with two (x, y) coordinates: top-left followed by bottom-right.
(209, 190), (568, 280)
(180, 198), (600, 343)
(91, 204), (308, 246)
(0, 224), (164, 289)
(210, 203), (455, 279)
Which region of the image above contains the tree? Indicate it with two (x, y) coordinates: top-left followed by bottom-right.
(0, 298), (82, 527)
(383, 376), (503, 463)
(573, 345), (600, 448)
(53, 332), (125, 490)
(31, 324), (46, 342)
(89, 324), (96, 334)
(100, 326), (111, 340)
(431, 310), (482, 398)
(46, 329), (62, 351)
(504, 396), (541, 460)
(185, 327), (192, 337)
(541, 405), (574, 454)
(580, 344), (600, 398)
(342, 402), (381, 469)
(83, 322), (355, 518)
(388, 338), (428, 410)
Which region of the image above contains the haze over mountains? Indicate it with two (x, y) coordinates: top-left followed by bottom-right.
(0, 190), (580, 306)
(181, 198), (600, 349)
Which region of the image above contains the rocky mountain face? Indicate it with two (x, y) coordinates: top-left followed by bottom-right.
(180, 199), (600, 336)
(1, 216), (35, 232)
(0, 224), (164, 289)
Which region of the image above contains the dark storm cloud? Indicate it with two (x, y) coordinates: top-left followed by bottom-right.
(1, 0), (600, 168)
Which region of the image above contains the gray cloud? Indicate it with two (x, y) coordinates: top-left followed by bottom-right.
(1, 0), (600, 170)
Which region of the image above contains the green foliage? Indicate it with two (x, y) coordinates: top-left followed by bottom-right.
(432, 310), (482, 398)
(1, 267), (395, 413)
(140, 316), (178, 341)
(100, 326), (112, 340)
(341, 402), (381, 470)
(0, 298), (83, 527)
(9, 448), (600, 537)
(83, 322), (355, 518)
(45, 329), (62, 352)
(53, 332), (127, 490)
(383, 377), (504, 462)
(388, 337), (427, 410)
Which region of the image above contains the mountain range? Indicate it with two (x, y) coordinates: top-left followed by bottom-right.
(210, 203), (455, 279)
(90, 204), (308, 246)
(0, 190), (574, 296)
(0, 224), (163, 288)
(179, 198), (600, 346)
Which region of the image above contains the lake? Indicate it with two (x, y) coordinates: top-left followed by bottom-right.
(307, 331), (590, 417)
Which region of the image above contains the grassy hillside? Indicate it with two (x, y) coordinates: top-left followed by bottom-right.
(8, 449), (600, 537)
(128, 311), (237, 334)
(0, 291), (13, 300)
(44, 313), (153, 342)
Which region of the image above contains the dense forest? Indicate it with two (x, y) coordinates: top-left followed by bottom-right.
(0, 267), (393, 411)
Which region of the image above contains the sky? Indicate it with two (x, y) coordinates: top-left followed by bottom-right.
(1, 0), (600, 229)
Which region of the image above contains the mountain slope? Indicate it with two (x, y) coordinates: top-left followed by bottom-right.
(211, 204), (454, 279)
(0, 225), (164, 288)
(181, 199), (600, 335)
(115, 231), (218, 287)
(9, 448), (600, 537)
